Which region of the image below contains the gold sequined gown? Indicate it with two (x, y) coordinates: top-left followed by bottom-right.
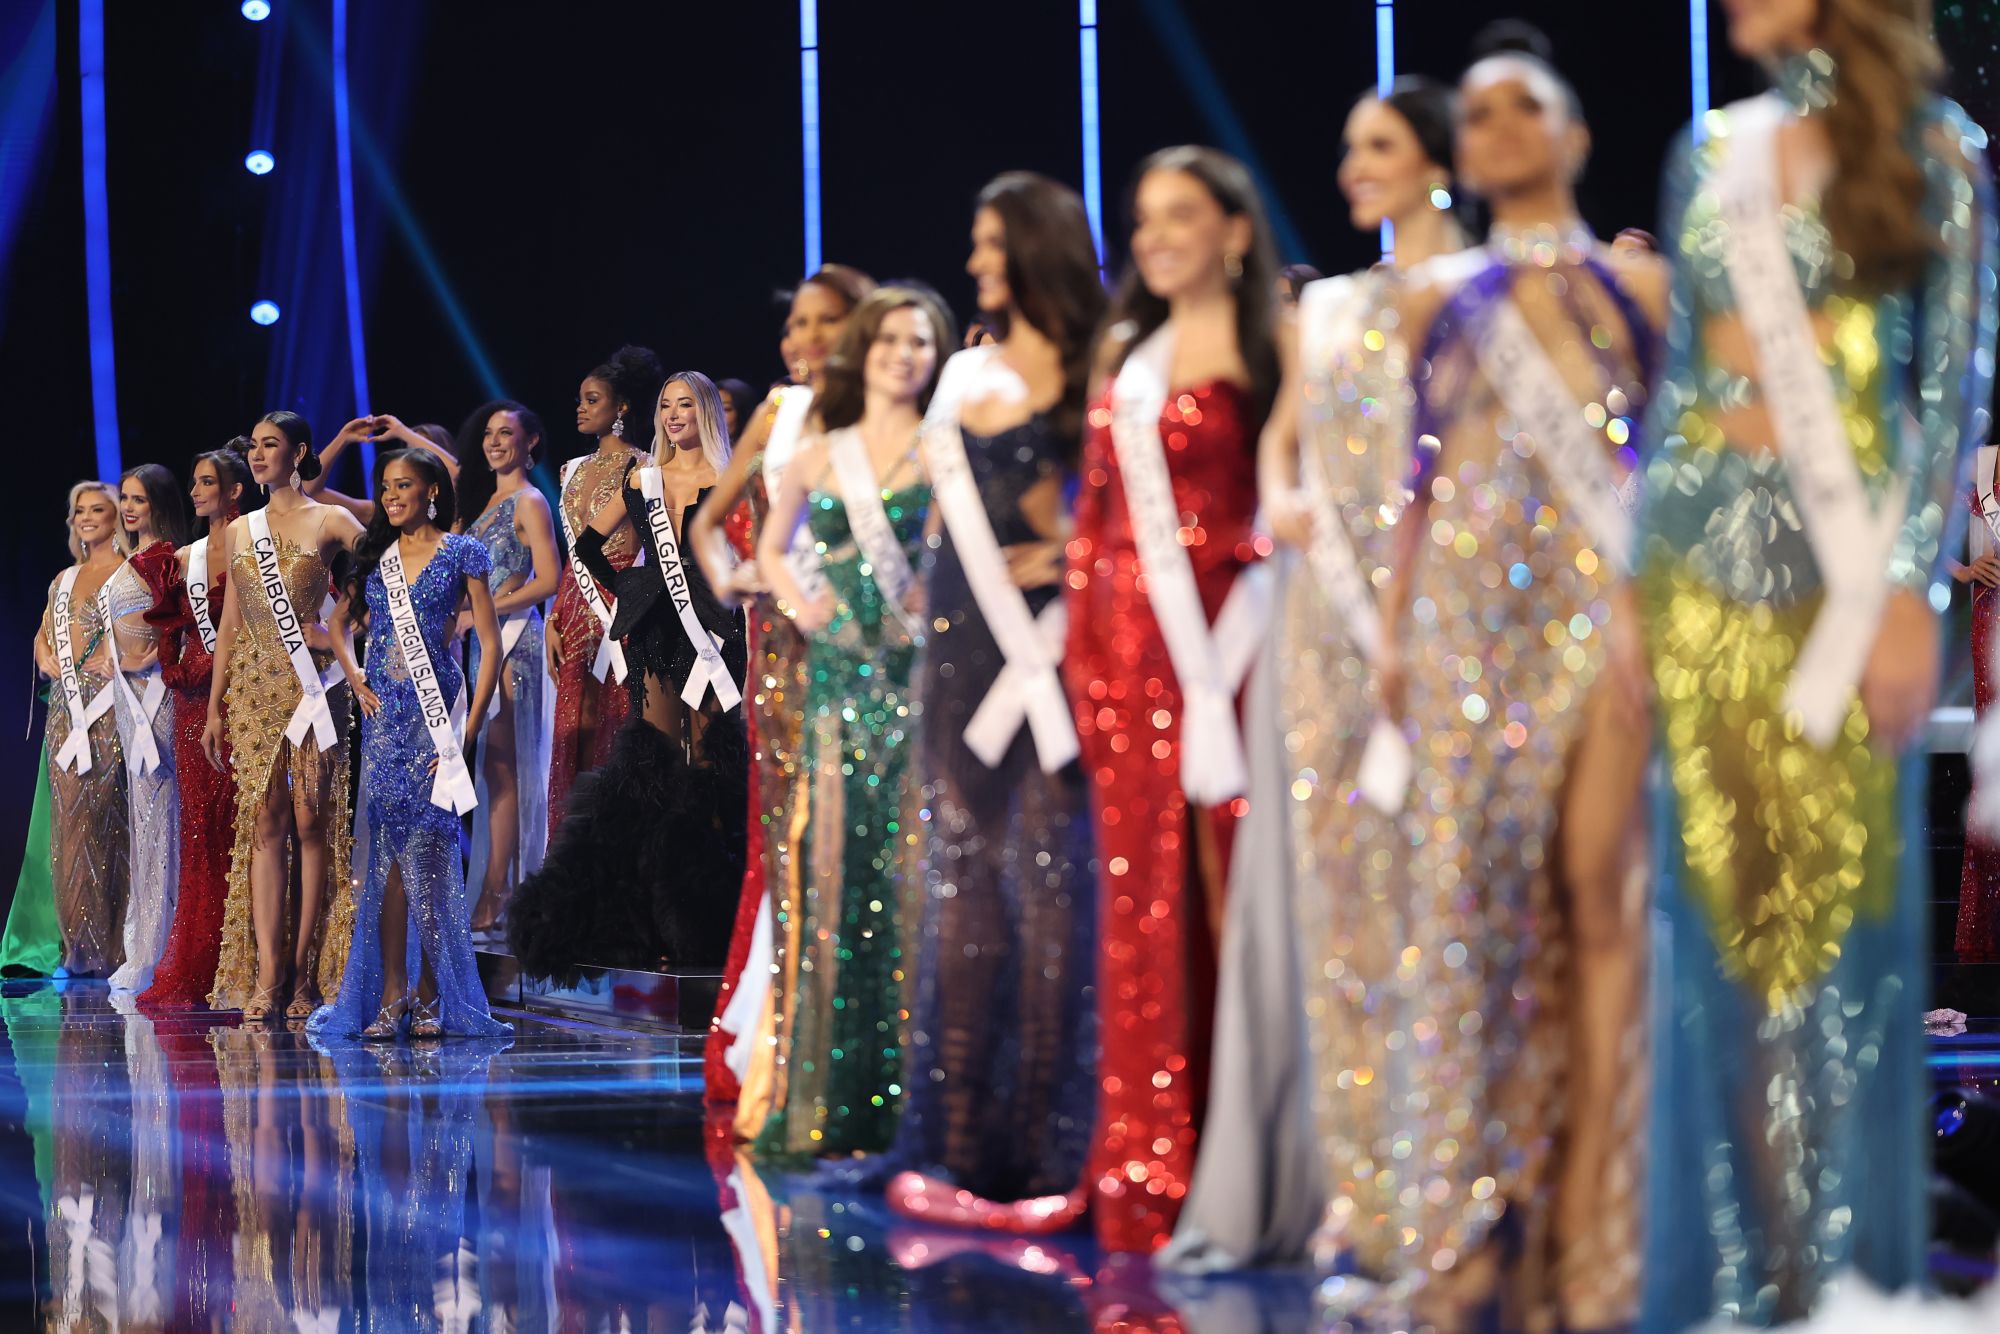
(1313, 227), (1655, 1316)
(41, 567), (130, 977)
(211, 531), (356, 1009)
(1638, 75), (1997, 1330)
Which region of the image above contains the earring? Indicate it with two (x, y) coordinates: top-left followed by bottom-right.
(1428, 181), (1453, 211)
(427, 497), (438, 522)
(1223, 251), (1244, 281)
(612, 411), (626, 439)
(288, 467), (302, 491)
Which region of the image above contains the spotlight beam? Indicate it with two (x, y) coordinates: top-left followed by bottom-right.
(79, 0), (120, 479)
(331, 0), (372, 478)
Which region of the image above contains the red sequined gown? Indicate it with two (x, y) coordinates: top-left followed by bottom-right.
(1958, 483), (2000, 961)
(546, 447), (643, 831)
(1064, 378), (1260, 1253)
(137, 551), (236, 1010)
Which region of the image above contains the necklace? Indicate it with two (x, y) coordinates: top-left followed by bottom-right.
(1488, 218), (1595, 269)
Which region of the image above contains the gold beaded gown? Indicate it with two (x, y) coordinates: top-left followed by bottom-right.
(210, 531), (356, 1009)
(1639, 70), (1997, 1330)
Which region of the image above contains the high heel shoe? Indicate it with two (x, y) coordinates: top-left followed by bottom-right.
(360, 996), (411, 1042)
(285, 980), (320, 1021)
(408, 994), (443, 1041)
(241, 984), (281, 1023)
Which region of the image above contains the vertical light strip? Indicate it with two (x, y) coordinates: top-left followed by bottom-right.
(1376, 0), (1395, 256)
(1079, 0), (1104, 265)
(331, 0), (373, 478)
(1689, 0), (1711, 143)
(79, 0), (120, 480)
(800, 0), (821, 274)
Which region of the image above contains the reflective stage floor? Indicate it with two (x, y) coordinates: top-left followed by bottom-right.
(0, 982), (1993, 1332)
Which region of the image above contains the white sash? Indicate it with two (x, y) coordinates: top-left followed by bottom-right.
(1297, 276), (1413, 813)
(828, 428), (926, 641)
(762, 387), (830, 603)
(380, 542), (477, 814)
(636, 465), (742, 711)
(1718, 94), (1908, 747)
(246, 509), (346, 750)
(98, 573), (164, 776)
(50, 567), (115, 773)
(557, 457), (629, 684)
(1474, 296), (1636, 572)
(923, 346), (1079, 772)
(485, 610), (538, 719)
(186, 537), (217, 653)
(1108, 324), (1270, 804)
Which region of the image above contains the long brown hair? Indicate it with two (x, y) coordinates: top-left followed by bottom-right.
(815, 285), (958, 432)
(1819, 0), (1943, 292)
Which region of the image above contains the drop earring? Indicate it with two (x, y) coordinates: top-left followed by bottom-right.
(288, 467), (302, 491)
(427, 496), (438, 522)
(612, 411), (626, 439)
(1428, 181), (1453, 211)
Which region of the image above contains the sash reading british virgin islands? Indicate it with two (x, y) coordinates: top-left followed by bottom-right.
(246, 508), (346, 749)
(51, 566), (115, 773)
(922, 345), (1078, 773)
(1718, 94), (1908, 747)
(557, 457), (629, 684)
(380, 541), (477, 814)
(1108, 322), (1270, 804)
(636, 464), (742, 711)
(98, 572), (164, 776)
(186, 536), (217, 653)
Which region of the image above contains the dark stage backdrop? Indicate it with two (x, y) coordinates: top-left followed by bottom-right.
(2, 0), (1996, 910)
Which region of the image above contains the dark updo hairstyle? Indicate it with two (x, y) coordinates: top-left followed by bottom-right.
(259, 409), (322, 483)
(1466, 20), (1584, 121)
(973, 171), (1110, 452)
(1100, 145), (1282, 425)
(583, 345), (665, 444)
(815, 284), (959, 432)
(120, 462), (191, 549)
(796, 263), (876, 315)
(346, 447), (459, 604)
(193, 436), (261, 524)
(453, 399), (546, 528)
(1375, 74), (1457, 176)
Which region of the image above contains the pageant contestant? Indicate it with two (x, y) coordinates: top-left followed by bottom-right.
(1957, 433), (2000, 960)
(753, 284), (952, 1159)
(202, 412), (365, 1021)
(543, 346), (662, 833)
(1321, 37), (1668, 1327)
(1643, 1), (1995, 1325)
(1064, 146), (1277, 1254)
(455, 400), (559, 936)
(0, 744), (60, 977)
(104, 464), (190, 993)
(880, 174), (1105, 1230)
(691, 264), (873, 1132)
(1166, 79), (1471, 1277)
(35, 482), (131, 977)
(506, 372), (748, 980)
(140, 444), (256, 1009)
(306, 412), (463, 523)
(314, 449), (509, 1041)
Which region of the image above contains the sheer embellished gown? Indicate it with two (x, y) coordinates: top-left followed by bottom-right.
(106, 541), (180, 993)
(754, 440), (929, 1160)
(1640, 74), (1996, 1329)
(466, 491), (550, 914)
(507, 463), (748, 984)
(312, 534), (510, 1040)
(139, 543), (238, 1009)
(211, 530), (356, 1010)
(41, 566), (129, 977)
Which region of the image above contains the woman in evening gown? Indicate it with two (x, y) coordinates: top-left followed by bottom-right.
(35, 481), (131, 977)
(1643, 2), (1996, 1326)
(507, 372), (748, 980)
(1956, 440), (2000, 960)
(202, 411), (366, 1021)
(1320, 37), (1667, 1328)
(1, 738), (62, 976)
(314, 449), (509, 1041)
(455, 400), (559, 937)
(140, 442), (256, 1010)
(105, 463), (190, 994)
(1063, 146), (1278, 1254)
(880, 174), (1104, 1230)
(691, 264), (874, 1132)
(542, 345), (662, 833)
(753, 284), (953, 1159)
(1165, 80), (1469, 1276)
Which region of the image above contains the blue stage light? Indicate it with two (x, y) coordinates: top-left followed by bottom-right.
(244, 149), (274, 175)
(250, 300), (281, 326)
(242, 1), (271, 20)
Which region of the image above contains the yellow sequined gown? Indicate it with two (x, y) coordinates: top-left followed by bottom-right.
(1639, 71), (1997, 1330)
(210, 531), (355, 1009)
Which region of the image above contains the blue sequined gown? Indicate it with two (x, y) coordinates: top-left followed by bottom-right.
(465, 492), (550, 908)
(311, 534), (511, 1040)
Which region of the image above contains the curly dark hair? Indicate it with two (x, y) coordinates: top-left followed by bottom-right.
(453, 399), (546, 527)
(584, 345), (665, 441)
(345, 447), (458, 604)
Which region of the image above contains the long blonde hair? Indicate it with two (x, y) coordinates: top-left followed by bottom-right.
(65, 480), (126, 563)
(1819, 0), (1944, 292)
(657, 371), (733, 474)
